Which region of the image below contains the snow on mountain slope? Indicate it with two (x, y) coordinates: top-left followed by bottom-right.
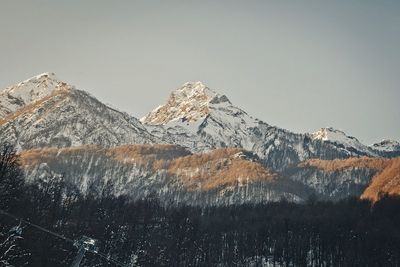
(141, 81), (256, 145)
(2, 74), (399, 204)
(310, 128), (400, 157)
(292, 157), (388, 200)
(0, 72), (62, 117)
(293, 157), (400, 202)
(311, 127), (372, 155)
(0, 73), (159, 150)
(141, 81), (263, 152)
(142, 82), (374, 170)
(19, 145), (305, 205)
(370, 139), (400, 152)
(141, 81), (217, 125)
(141, 82), (277, 150)
(19, 144), (390, 204)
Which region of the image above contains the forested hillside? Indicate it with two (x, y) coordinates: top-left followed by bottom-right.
(1, 144), (400, 266)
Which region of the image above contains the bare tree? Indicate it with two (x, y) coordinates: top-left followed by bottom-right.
(0, 143), (28, 266)
(0, 224), (29, 266)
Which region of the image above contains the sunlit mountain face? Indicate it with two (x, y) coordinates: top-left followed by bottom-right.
(1, 73), (399, 205)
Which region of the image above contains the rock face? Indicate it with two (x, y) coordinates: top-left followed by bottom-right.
(142, 81), (215, 124)
(0, 73), (158, 150)
(1, 74), (400, 205)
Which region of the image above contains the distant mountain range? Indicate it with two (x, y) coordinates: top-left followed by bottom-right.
(1, 73), (399, 205)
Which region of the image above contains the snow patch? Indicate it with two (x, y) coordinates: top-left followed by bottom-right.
(311, 127), (369, 153)
(370, 139), (400, 152)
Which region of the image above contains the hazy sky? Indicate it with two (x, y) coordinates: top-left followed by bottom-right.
(0, 1), (399, 144)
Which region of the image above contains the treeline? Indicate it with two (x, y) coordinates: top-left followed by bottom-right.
(1, 144), (400, 266)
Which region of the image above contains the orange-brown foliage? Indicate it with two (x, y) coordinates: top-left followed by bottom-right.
(20, 144), (190, 168)
(105, 144), (191, 169)
(19, 145), (100, 166)
(20, 144), (400, 200)
(300, 157), (400, 202)
(0, 89), (70, 126)
(168, 148), (276, 191)
(361, 157), (400, 202)
(19, 146), (275, 192)
(299, 157), (390, 172)
(106, 144), (190, 162)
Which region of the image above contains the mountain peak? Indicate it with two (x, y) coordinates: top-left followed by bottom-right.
(141, 81), (231, 125)
(15, 72), (60, 86)
(371, 139), (400, 152)
(181, 81), (208, 89)
(0, 72), (73, 117)
(312, 127), (347, 141)
(172, 81), (215, 101)
(311, 127), (369, 153)
(3, 72), (71, 96)
(32, 71), (57, 80)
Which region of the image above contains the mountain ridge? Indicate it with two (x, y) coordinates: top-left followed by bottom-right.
(1, 73), (400, 204)
(2, 74), (398, 153)
(141, 81), (400, 171)
(0, 73), (159, 150)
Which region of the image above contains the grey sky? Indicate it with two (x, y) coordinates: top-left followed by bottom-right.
(0, 0), (399, 144)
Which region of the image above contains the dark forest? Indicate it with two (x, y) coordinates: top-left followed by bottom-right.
(1, 144), (400, 267)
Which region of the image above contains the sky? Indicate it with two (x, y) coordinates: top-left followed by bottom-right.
(0, 0), (399, 144)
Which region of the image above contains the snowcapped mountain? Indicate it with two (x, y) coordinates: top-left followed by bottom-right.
(0, 72), (61, 117)
(142, 81), (218, 125)
(0, 73), (159, 150)
(311, 127), (372, 155)
(142, 82), (399, 170)
(370, 139), (400, 152)
(1, 74), (400, 204)
(311, 128), (400, 157)
(141, 81), (262, 152)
